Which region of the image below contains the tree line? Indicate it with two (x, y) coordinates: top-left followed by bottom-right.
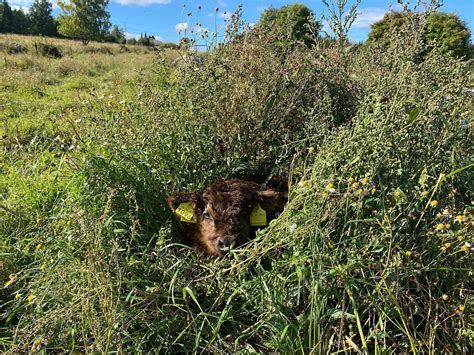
(0, 0), (161, 45)
(0, 0), (57, 37)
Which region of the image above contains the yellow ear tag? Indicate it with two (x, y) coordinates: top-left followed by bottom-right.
(175, 202), (196, 223)
(250, 203), (267, 227)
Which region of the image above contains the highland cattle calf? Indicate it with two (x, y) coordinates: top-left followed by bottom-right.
(168, 179), (287, 256)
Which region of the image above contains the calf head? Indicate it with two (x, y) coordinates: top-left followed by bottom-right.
(168, 179), (287, 256)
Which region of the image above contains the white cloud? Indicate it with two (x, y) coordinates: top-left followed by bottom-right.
(217, 0), (227, 7)
(112, 0), (171, 6)
(10, 0), (33, 6)
(219, 11), (232, 20)
(352, 8), (388, 28)
(10, 0), (170, 8)
(125, 32), (140, 39)
(175, 22), (189, 33)
(193, 24), (209, 34)
(11, 4), (30, 12)
(11, 0), (59, 10)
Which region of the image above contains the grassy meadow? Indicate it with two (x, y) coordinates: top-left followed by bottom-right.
(1, 15), (473, 354)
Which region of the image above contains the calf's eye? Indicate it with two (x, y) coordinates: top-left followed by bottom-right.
(203, 212), (211, 220)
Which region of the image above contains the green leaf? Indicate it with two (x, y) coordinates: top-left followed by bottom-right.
(407, 107), (420, 125)
(182, 287), (203, 312)
(418, 167), (428, 187)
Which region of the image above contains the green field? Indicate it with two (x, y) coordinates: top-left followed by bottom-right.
(1, 26), (473, 353)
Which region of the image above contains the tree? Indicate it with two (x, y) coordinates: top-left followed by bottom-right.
(138, 32), (151, 46)
(109, 24), (125, 43)
(57, 0), (110, 44)
(368, 11), (471, 58)
(29, 0), (58, 36)
(258, 4), (321, 47)
(11, 8), (30, 34)
(0, 0), (14, 33)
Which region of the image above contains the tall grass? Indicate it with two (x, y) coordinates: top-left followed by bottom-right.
(1, 3), (473, 353)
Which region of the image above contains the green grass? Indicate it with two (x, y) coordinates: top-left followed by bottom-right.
(1, 22), (473, 354)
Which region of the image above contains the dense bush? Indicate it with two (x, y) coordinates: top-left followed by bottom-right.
(368, 11), (472, 58)
(36, 42), (62, 57)
(7, 41), (26, 54)
(1, 6), (473, 354)
(258, 3), (320, 47)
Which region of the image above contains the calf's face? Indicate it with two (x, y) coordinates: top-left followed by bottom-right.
(168, 180), (286, 256)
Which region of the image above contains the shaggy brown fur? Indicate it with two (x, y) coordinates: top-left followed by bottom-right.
(168, 179), (287, 256)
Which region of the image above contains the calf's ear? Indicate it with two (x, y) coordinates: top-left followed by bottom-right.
(258, 189), (287, 215)
(167, 192), (203, 223)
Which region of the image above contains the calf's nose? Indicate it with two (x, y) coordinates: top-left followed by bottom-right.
(217, 237), (234, 251)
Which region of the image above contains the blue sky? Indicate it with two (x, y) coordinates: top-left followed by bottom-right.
(10, 0), (474, 43)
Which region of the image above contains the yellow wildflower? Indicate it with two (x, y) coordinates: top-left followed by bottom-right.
(15, 293), (21, 301)
(405, 251), (412, 256)
(27, 294), (35, 302)
(421, 191), (429, 197)
(458, 305), (465, 313)
(326, 182), (336, 193)
(460, 243), (471, 252)
(440, 243), (451, 251)
(436, 223), (445, 231)
(393, 190), (401, 198)
(455, 215), (464, 223)
(348, 177), (354, 184)
(298, 180), (308, 188)
(34, 339), (41, 346)
(430, 200), (439, 207)
(457, 235), (464, 241)
(35, 244), (42, 252)
(4, 274), (15, 287)
(361, 178), (369, 185)
(371, 188), (377, 194)
(352, 182), (359, 189)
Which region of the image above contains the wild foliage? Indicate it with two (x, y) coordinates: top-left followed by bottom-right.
(57, 0), (111, 44)
(1, 2), (473, 353)
(258, 4), (321, 47)
(368, 11), (472, 58)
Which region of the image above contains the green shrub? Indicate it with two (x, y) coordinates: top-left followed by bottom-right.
(368, 11), (472, 58)
(7, 42), (27, 54)
(35, 42), (62, 58)
(258, 3), (321, 47)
